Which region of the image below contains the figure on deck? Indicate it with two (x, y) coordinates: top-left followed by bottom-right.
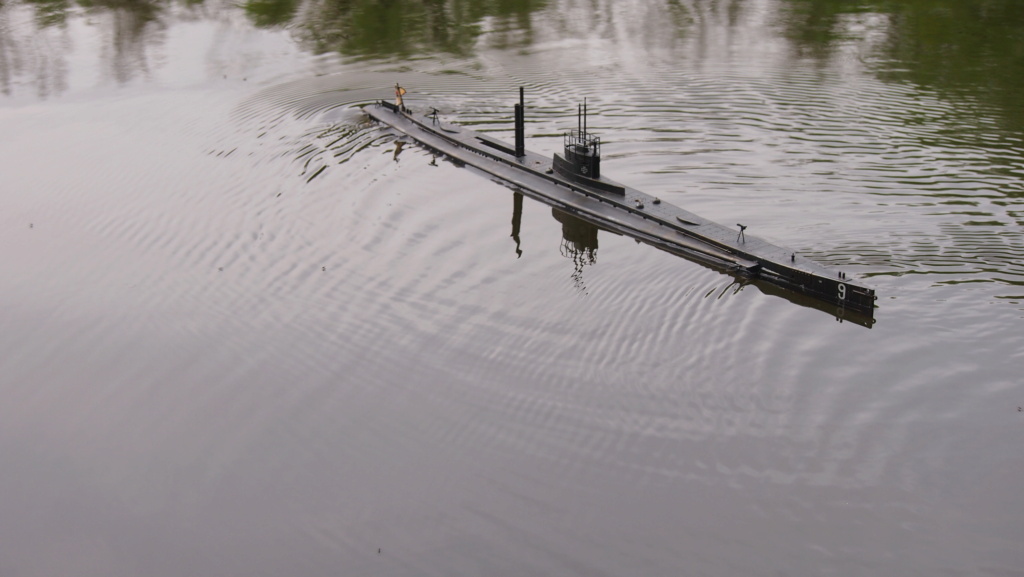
(394, 83), (406, 110)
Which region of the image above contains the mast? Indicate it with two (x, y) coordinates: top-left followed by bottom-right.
(554, 96), (605, 184)
(514, 86), (526, 158)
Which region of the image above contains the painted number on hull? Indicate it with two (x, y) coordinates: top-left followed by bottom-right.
(838, 283), (847, 301)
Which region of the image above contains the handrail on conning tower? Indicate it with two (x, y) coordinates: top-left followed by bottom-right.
(554, 97), (603, 180)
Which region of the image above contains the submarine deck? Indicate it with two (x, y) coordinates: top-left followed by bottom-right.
(364, 101), (875, 318)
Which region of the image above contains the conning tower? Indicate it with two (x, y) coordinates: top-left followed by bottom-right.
(561, 100), (600, 178)
(552, 100), (624, 195)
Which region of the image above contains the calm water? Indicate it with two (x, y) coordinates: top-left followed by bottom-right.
(2, 0), (1023, 575)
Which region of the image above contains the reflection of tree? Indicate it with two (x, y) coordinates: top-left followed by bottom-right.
(0, 0), (72, 97)
(80, 0), (164, 84)
(0, 4), (13, 96)
(25, 0), (70, 27)
(779, 0), (1024, 134)
(3, 0), (1020, 137)
(875, 1), (1024, 135)
(297, 0), (545, 57)
(1, 0), (172, 97)
(244, 0), (297, 27)
(776, 0), (847, 60)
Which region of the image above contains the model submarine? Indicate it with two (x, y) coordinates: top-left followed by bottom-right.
(364, 87), (876, 322)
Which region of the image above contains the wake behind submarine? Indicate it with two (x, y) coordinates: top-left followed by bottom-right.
(364, 86), (877, 324)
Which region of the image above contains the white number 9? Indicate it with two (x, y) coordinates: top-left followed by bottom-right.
(838, 283), (847, 301)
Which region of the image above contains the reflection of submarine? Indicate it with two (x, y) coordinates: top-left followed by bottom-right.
(552, 207), (598, 264)
(365, 88), (877, 325)
(509, 192), (600, 266)
(510, 193), (600, 292)
(552, 207), (598, 292)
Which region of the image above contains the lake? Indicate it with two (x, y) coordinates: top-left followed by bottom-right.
(1, 0), (1023, 575)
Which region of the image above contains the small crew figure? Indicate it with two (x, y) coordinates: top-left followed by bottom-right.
(395, 83), (406, 110)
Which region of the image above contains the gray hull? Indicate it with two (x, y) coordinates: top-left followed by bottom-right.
(364, 101), (877, 322)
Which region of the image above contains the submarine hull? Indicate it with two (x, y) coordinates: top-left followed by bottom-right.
(364, 100), (876, 322)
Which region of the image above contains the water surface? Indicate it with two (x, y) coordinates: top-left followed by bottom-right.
(2, 1), (1023, 575)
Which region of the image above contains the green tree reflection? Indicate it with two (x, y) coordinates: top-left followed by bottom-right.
(24, 0), (70, 27)
(79, 0), (164, 84)
(244, 0), (297, 27)
(2, 0), (1022, 138)
(295, 0), (546, 57)
(779, 0), (1024, 134)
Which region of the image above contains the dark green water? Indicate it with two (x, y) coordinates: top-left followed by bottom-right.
(2, 1), (1023, 575)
